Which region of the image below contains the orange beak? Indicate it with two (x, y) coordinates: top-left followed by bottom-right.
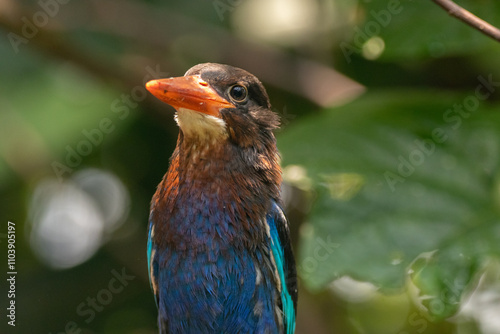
(145, 75), (234, 117)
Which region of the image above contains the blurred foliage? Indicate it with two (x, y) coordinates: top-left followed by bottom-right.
(1, 0), (500, 333)
(280, 90), (500, 319)
(354, 0), (500, 60)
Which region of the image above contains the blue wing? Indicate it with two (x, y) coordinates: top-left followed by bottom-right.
(147, 220), (159, 307)
(267, 201), (297, 334)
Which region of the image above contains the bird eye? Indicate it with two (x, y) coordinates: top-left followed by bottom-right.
(228, 84), (248, 103)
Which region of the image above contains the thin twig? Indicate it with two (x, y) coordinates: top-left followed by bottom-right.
(432, 0), (500, 42)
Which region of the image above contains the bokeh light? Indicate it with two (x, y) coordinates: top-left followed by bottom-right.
(29, 169), (129, 269)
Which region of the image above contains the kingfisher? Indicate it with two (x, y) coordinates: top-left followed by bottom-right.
(145, 63), (297, 334)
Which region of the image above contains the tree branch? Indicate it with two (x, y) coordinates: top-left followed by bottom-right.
(432, 0), (500, 42)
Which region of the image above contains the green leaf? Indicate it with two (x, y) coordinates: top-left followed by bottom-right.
(279, 89), (500, 319)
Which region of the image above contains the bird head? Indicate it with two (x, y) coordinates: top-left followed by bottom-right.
(146, 63), (280, 148)
(147, 64), (283, 244)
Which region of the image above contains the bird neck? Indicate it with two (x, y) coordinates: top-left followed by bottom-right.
(151, 131), (282, 249)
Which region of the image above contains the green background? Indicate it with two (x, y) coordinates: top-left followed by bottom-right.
(1, 0), (500, 333)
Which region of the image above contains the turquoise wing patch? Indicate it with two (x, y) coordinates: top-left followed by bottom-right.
(267, 207), (296, 334)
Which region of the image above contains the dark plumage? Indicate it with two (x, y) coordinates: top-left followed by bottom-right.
(146, 63), (297, 333)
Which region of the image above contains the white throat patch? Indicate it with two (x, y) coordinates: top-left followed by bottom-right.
(175, 108), (228, 141)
